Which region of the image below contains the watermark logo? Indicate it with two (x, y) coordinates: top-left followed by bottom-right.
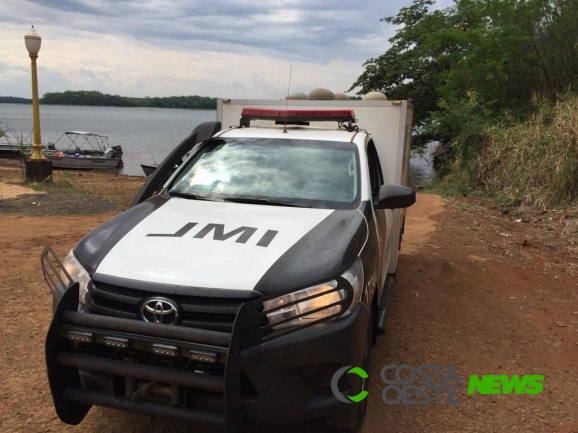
(381, 364), (462, 405)
(468, 375), (544, 395)
(331, 364), (544, 405)
(330, 366), (369, 403)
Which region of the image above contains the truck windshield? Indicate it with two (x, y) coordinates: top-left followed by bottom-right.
(169, 137), (360, 209)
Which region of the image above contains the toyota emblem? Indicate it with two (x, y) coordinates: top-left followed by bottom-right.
(140, 298), (181, 325)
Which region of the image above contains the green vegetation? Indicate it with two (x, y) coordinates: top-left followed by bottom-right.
(0, 96), (31, 104)
(0, 92), (216, 109)
(469, 92), (577, 207)
(40, 90), (216, 109)
(352, 0), (578, 207)
(29, 172), (78, 194)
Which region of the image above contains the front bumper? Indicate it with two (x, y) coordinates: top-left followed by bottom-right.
(241, 302), (369, 424)
(42, 249), (369, 432)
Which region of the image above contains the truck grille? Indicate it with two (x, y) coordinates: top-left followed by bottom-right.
(86, 281), (260, 333)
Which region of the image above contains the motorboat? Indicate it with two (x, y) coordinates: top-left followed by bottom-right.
(140, 163), (157, 177)
(47, 153), (121, 169)
(44, 131), (123, 170)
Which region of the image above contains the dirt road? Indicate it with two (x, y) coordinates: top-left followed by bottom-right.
(0, 171), (577, 432)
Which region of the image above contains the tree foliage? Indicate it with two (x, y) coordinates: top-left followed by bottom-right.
(350, 0), (578, 149)
(0, 96), (31, 104)
(40, 90), (216, 109)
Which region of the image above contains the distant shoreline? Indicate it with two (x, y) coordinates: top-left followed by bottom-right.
(1, 90), (217, 110)
(0, 102), (217, 111)
(0, 102), (216, 110)
(0, 97), (31, 104)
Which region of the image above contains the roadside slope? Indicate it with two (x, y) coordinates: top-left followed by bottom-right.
(370, 194), (578, 432)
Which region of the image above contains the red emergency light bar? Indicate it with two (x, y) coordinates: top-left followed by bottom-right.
(241, 108), (356, 123)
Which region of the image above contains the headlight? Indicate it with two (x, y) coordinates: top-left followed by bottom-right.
(263, 259), (364, 329)
(61, 250), (91, 305)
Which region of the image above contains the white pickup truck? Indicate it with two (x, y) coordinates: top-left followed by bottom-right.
(42, 95), (415, 432)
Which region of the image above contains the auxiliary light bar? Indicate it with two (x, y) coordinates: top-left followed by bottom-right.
(241, 108), (356, 123)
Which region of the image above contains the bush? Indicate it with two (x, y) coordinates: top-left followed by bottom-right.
(447, 91), (578, 208)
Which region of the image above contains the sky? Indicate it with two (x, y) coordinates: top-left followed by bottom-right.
(0, 0), (453, 100)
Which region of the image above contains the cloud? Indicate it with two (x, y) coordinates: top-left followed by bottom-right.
(26, 0), (110, 16)
(15, 0), (394, 61)
(0, 0), (444, 98)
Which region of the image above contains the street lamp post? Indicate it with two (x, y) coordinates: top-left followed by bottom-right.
(24, 25), (52, 182)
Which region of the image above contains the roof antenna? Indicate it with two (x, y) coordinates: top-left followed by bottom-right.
(283, 64), (293, 133)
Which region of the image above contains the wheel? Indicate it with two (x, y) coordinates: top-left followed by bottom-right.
(325, 317), (372, 432)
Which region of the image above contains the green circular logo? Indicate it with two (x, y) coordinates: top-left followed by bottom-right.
(331, 366), (369, 403)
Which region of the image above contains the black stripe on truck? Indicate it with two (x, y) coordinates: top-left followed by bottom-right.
(73, 195), (169, 273)
(253, 209), (368, 295)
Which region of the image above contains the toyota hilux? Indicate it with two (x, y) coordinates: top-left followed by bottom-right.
(42, 99), (415, 432)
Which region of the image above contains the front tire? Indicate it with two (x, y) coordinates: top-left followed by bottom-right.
(325, 317), (372, 432)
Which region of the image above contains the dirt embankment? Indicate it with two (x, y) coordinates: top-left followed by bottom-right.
(0, 169), (576, 432)
(0, 166), (144, 212)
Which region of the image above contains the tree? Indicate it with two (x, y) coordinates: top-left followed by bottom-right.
(349, 0), (451, 148)
(350, 0), (578, 151)
(40, 91), (217, 109)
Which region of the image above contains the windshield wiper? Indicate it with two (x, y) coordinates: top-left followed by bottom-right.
(222, 197), (310, 208)
(169, 191), (309, 207)
(168, 191), (221, 201)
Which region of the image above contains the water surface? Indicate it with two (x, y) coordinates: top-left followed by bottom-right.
(409, 141), (438, 187)
(0, 104), (214, 176)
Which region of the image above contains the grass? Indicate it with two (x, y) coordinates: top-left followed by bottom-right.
(423, 177), (471, 198)
(440, 91), (578, 209)
(28, 171), (80, 195)
(476, 94), (578, 208)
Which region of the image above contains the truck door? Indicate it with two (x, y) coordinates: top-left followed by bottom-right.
(367, 139), (392, 292)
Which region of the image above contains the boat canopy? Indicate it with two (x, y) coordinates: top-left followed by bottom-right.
(65, 131), (108, 138)
(50, 131), (110, 151)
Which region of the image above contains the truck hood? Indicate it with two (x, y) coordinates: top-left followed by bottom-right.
(74, 197), (368, 293)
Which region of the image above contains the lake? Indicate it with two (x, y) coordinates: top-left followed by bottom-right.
(0, 103), (436, 182)
(408, 141), (438, 187)
(0, 104), (215, 176)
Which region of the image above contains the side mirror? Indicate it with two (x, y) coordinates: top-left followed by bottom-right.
(375, 185), (416, 210)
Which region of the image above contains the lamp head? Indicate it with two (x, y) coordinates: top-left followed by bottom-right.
(25, 25), (41, 55)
